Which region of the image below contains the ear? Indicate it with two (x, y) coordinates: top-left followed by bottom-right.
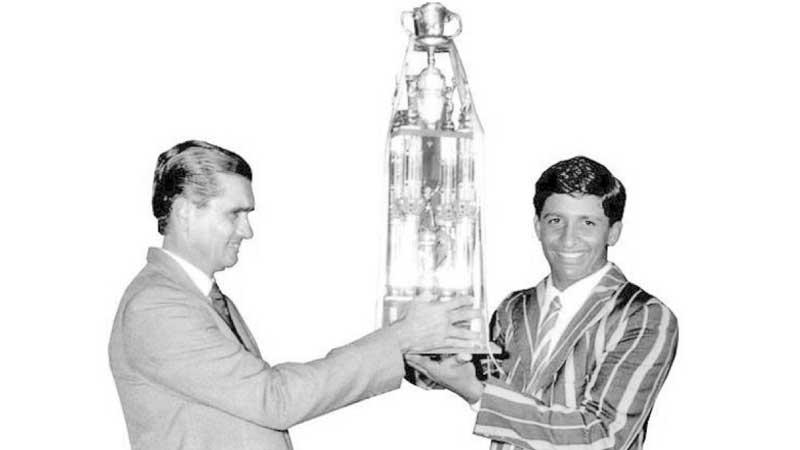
(607, 221), (623, 246)
(171, 196), (193, 232)
(533, 214), (542, 241)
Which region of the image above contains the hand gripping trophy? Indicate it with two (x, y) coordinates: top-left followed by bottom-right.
(379, 3), (501, 361)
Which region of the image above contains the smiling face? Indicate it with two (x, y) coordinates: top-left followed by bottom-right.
(534, 193), (622, 291)
(183, 172), (255, 276)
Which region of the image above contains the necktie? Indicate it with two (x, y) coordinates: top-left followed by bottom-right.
(525, 295), (562, 391)
(537, 295), (562, 346)
(209, 282), (244, 345)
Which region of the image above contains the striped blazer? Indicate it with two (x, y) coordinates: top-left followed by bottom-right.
(474, 264), (678, 450)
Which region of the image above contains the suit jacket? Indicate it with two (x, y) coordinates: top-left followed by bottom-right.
(474, 264), (678, 450)
(109, 248), (404, 450)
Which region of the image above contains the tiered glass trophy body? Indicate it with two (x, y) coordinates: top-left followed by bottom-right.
(380, 3), (497, 354)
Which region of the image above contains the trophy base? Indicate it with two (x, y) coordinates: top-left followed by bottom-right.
(383, 295), (500, 355)
(405, 343), (507, 384)
(406, 341), (503, 355)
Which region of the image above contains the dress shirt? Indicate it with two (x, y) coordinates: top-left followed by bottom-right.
(541, 262), (612, 360)
(161, 248), (214, 299)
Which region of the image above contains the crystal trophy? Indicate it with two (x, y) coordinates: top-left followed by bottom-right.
(379, 2), (499, 355)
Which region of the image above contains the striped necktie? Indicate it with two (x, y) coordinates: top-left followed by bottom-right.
(209, 282), (244, 345)
(525, 295), (562, 391)
(538, 295), (562, 346)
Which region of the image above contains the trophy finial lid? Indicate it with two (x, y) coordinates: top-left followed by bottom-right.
(401, 2), (462, 46)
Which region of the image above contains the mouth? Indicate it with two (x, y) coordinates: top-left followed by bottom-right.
(554, 251), (587, 263)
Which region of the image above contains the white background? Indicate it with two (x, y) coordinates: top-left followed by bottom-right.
(2, 0), (799, 448)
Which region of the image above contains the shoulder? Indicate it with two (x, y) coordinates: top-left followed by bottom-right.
(492, 286), (537, 326)
(612, 282), (678, 333)
(498, 286), (535, 311)
(120, 264), (202, 317)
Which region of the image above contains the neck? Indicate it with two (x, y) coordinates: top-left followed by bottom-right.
(162, 235), (213, 278)
(550, 261), (609, 292)
(551, 277), (575, 292)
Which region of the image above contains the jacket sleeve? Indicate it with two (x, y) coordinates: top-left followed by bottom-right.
(474, 300), (678, 450)
(123, 285), (405, 430)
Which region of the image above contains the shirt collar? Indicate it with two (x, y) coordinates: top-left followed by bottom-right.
(161, 248), (215, 299)
(545, 261), (613, 301)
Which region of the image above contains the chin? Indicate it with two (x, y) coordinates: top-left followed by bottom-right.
(557, 268), (589, 283)
(217, 257), (238, 272)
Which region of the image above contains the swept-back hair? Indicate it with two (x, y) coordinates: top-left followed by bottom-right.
(152, 140), (252, 235)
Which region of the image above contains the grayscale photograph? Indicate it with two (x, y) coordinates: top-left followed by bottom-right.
(2, 1), (797, 449)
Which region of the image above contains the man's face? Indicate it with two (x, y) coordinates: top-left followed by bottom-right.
(534, 193), (621, 291)
(185, 173), (255, 275)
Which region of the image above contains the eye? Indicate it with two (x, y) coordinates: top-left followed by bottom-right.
(584, 220), (596, 227)
(547, 217), (561, 225)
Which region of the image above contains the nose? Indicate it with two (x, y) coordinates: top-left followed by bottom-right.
(560, 221), (577, 248)
(239, 216), (254, 239)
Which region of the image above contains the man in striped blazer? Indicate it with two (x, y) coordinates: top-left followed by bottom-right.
(408, 156), (679, 450)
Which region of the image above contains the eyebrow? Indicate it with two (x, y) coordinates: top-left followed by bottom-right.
(232, 206), (255, 213)
(542, 212), (603, 220)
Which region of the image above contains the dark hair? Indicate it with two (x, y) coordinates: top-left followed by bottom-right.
(152, 140), (252, 235)
(533, 156), (626, 224)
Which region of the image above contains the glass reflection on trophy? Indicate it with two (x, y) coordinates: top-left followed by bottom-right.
(381, 2), (498, 355)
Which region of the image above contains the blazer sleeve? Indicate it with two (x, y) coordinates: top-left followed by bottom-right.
(474, 299), (678, 450)
(123, 284), (405, 431)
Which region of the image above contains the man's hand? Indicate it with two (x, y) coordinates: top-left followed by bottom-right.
(405, 354), (484, 404)
(390, 295), (482, 353)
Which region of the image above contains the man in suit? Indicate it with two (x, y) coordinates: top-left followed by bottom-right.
(407, 156), (679, 450)
(109, 140), (481, 450)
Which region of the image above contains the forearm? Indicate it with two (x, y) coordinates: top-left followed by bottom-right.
(253, 329), (405, 428)
(475, 380), (613, 449)
(128, 299), (404, 429)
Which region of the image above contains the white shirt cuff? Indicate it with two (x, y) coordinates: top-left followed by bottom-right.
(469, 398), (481, 412)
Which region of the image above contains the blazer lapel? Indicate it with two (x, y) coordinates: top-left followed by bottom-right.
(530, 264), (628, 394)
(505, 279), (545, 391)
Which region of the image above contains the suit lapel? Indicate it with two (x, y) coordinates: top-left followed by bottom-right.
(227, 300), (262, 358)
(147, 248), (258, 355)
(530, 264), (628, 394)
